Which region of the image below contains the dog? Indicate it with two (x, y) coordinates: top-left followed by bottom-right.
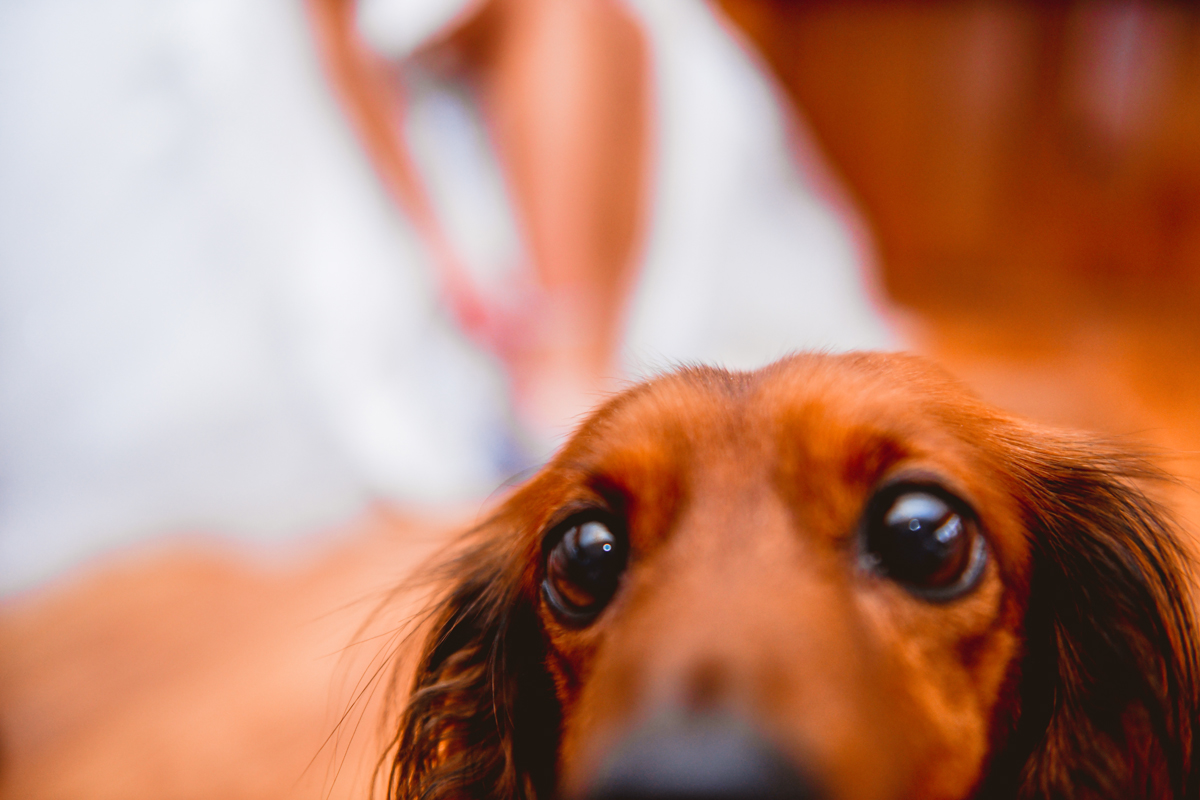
(380, 351), (1199, 800)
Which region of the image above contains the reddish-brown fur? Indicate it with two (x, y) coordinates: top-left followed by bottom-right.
(387, 352), (1199, 800)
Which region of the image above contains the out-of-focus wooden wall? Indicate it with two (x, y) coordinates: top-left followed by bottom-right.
(720, 1), (1200, 326)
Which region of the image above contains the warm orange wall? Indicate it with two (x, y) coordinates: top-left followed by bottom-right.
(719, 1), (1200, 328)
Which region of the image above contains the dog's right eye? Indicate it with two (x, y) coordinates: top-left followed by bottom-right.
(543, 517), (627, 623)
(861, 486), (987, 601)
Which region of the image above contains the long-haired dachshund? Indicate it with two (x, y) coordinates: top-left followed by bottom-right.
(382, 352), (1200, 800)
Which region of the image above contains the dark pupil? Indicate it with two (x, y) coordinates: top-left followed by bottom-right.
(547, 521), (623, 612)
(869, 492), (970, 588)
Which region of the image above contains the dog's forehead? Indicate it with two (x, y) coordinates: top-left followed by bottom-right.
(565, 354), (993, 475)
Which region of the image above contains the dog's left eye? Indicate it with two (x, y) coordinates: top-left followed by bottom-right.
(543, 517), (627, 623)
(862, 488), (986, 598)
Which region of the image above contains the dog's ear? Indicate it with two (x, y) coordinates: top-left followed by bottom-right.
(385, 510), (560, 800)
(988, 435), (1200, 799)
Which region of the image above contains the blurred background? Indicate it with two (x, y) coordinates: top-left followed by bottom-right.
(3, 0), (1200, 795)
(0, 0), (898, 594)
(6, 0), (1200, 597)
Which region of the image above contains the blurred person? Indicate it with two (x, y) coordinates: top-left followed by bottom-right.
(307, 0), (896, 451)
(0, 0), (890, 598)
(0, 0), (518, 592)
(309, 0), (652, 452)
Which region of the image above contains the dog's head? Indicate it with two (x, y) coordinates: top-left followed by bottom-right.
(385, 353), (1199, 800)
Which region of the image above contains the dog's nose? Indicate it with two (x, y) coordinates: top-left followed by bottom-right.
(583, 715), (822, 800)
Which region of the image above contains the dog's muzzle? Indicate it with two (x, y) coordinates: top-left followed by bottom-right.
(583, 714), (822, 800)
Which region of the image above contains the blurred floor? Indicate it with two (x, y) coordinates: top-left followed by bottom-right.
(0, 509), (449, 800)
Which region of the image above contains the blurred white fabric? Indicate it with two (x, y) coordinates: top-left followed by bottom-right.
(624, 0), (893, 374)
(0, 0), (892, 594)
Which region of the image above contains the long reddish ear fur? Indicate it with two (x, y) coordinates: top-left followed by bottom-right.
(983, 434), (1200, 799)
(383, 510), (558, 800)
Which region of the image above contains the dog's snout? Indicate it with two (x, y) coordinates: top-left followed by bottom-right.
(584, 715), (821, 800)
